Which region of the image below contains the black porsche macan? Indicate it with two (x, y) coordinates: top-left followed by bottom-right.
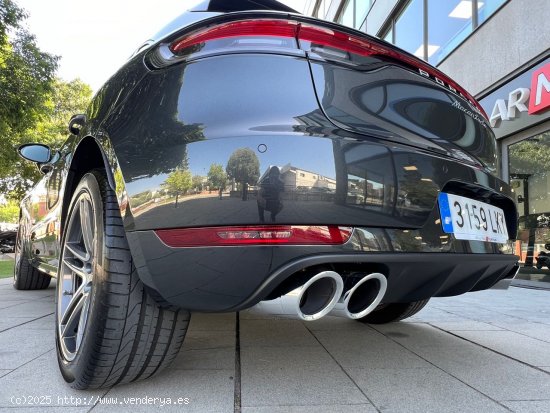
(14, 0), (519, 389)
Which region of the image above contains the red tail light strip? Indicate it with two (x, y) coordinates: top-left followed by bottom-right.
(170, 19), (299, 52)
(168, 19), (486, 119)
(155, 225), (353, 247)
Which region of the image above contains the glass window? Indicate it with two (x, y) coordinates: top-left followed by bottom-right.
(317, 0), (327, 18)
(383, 28), (393, 44)
(508, 131), (550, 284)
(428, 1), (473, 65)
(338, 0), (354, 28)
(394, 0), (424, 57)
(355, 0), (371, 29)
(478, 0), (507, 24)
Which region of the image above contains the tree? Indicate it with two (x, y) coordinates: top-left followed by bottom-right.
(192, 175), (204, 192)
(0, 0), (26, 45)
(162, 169), (192, 205)
(226, 148), (260, 200)
(0, 77), (92, 199)
(509, 132), (550, 179)
(0, 199), (19, 223)
(207, 163), (227, 190)
(0, 1), (62, 200)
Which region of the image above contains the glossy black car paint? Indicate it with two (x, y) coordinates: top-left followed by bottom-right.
(19, 3), (518, 313)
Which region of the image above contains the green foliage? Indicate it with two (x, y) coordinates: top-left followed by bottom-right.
(509, 132), (550, 177)
(131, 191), (152, 208)
(0, 77), (92, 200)
(0, 1), (68, 201)
(163, 169), (193, 197)
(0, 0), (26, 44)
(207, 163), (227, 189)
(226, 148), (260, 185)
(0, 199), (18, 223)
(192, 175), (204, 191)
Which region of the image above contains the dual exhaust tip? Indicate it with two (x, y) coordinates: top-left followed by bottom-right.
(294, 271), (387, 321)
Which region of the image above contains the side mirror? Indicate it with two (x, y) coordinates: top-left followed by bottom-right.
(18, 143), (51, 164)
(68, 114), (86, 135)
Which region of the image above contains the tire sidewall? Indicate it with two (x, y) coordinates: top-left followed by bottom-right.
(55, 171), (109, 384)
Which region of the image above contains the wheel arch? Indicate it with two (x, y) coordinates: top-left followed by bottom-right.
(60, 136), (124, 236)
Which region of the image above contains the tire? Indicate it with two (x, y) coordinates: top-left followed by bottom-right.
(55, 169), (190, 389)
(356, 299), (430, 324)
(13, 224), (51, 290)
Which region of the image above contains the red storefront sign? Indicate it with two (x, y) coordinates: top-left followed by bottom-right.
(528, 63), (550, 114)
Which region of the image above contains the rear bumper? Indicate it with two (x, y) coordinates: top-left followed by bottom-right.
(126, 226), (519, 312)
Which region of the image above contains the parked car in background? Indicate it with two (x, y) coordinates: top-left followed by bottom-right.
(14, 0), (518, 389)
(0, 229), (16, 254)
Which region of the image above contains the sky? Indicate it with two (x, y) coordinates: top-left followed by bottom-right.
(16, 0), (311, 92)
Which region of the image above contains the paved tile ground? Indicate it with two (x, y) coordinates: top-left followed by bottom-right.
(0, 277), (549, 413)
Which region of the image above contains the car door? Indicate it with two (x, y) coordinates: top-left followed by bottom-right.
(29, 145), (68, 274)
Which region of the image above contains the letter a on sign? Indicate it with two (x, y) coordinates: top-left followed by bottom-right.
(528, 63), (550, 114)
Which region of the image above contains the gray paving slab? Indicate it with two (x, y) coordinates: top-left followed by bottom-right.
(369, 321), (469, 349)
(240, 319), (319, 347)
(240, 345), (369, 407)
(0, 326), (54, 369)
(20, 314), (55, 330)
(304, 315), (372, 332)
(242, 404), (377, 412)
(399, 342), (550, 401)
(0, 292), (54, 303)
(427, 320), (505, 331)
(348, 366), (509, 413)
(0, 317), (38, 332)
(404, 307), (467, 323)
(0, 369), (11, 378)
(0, 283), (54, 295)
(502, 400), (550, 413)
(183, 330), (235, 350)
(312, 328), (431, 369)
(450, 330), (550, 366)
(188, 312), (236, 331)
(0, 351), (105, 408)
(0, 299), (34, 309)
(0, 300), (54, 319)
(0, 407), (89, 412)
(239, 313), (297, 321)
(172, 347), (235, 370)
(489, 321), (550, 343)
(92, 369), (235, 412)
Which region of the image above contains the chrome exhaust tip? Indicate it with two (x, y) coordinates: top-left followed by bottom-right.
(343, 272), (387, 319)
(295, 271), (344, 321)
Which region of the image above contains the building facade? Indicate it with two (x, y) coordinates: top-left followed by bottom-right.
(305, 0), (550, 284)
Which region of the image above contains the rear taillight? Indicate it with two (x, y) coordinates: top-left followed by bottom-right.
(155, 18), (485, 118)
(155, 225), (353, 247)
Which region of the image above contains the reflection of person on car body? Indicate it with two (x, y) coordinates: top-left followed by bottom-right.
(257, 166), (284, 222)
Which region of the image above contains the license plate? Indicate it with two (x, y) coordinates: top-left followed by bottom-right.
(438, 192), (509, 243)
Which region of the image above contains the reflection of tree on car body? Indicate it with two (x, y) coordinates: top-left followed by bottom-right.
(257, 166), (284, 222)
